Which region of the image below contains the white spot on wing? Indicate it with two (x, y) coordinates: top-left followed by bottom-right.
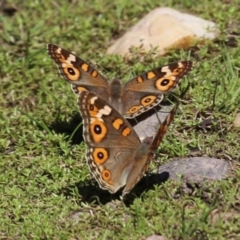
(100, 105), (112, 115)
(178, 62), (183, 68)
(66, 54), (76, 63)
(56, 48), (62, 54)
(96, 105), (112, 119)
(90, 96), (98, 104)
(161, 66), (171, 73)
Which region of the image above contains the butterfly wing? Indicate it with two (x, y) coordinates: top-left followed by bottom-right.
(78, 91), (143, 194)
(150, 103), (179, 152)
(47, 44), (109, 96)
(122, 102), (180, 196)
(122, 61), (193, 118)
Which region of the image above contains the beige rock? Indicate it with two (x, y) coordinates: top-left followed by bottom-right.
(145, 235), (167, 240)
(107, 7), (218, 58)
(233, 112), (240, 128)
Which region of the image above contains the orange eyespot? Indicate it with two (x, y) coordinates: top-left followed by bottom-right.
(127, 105), (141, 114)
(141, 95), (157, 106)
(101, 169), (111, 181)
(90, 120), (107, 143)
(155, 77), (174, 91)
(93, 148), (108, 164)
(63, 65), (80, 81)
(87, 104), (98, 117)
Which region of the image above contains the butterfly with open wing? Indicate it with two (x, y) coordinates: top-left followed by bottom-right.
(47, 44), (192, 119)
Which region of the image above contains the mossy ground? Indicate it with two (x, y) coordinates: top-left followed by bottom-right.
(0, 0), (240, 239)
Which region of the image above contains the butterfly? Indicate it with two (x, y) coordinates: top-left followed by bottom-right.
(78, 90), (179, 196)
(47, 44), (192, 119)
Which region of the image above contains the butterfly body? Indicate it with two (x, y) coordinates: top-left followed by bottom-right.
(78, 91), (178, 196)
(47, 44), (192, 118)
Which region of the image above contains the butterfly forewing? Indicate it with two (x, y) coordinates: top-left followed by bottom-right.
(47, 44), (109, 89)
